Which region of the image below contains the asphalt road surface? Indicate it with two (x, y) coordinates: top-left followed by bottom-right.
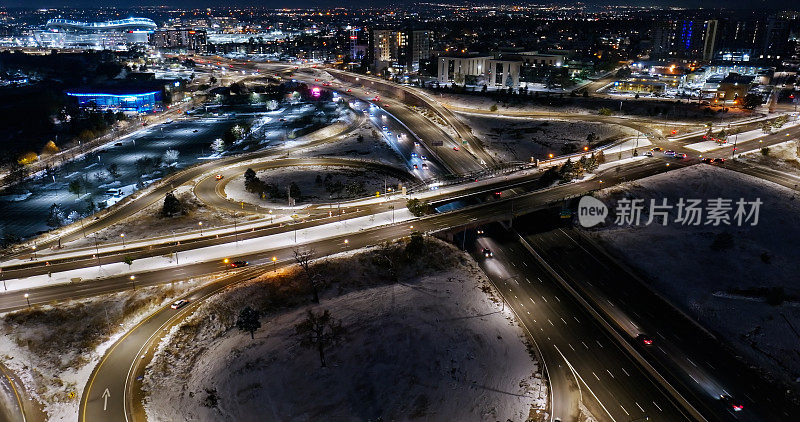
(470, 226), (692, 422)
(521, 227), (800, 421)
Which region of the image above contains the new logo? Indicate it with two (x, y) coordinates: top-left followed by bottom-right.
(578, 196), (608, 227)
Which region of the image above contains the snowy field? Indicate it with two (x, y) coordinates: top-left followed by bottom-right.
(225, 165), (406, 206)
(0, 278), (207, 421)
(143, 239), (546, 421)
(307, 121), (408, 165)
(459, 114), (636, 162)
(740, 140), (800, 177)
(587, 165), (800, 384)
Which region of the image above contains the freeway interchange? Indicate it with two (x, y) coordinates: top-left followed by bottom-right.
(2, 60), (800, 422)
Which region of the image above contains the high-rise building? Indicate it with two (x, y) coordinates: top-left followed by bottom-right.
(150, 29), (207, 54)
(651, 19), (717, 60)
(369, 28), (431, 72)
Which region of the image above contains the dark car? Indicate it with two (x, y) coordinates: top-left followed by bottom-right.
(637, 334), (654, 346)
(482, 248), (493, 258)
(230, 260), (249, 268)
(720, 394), (744, 412)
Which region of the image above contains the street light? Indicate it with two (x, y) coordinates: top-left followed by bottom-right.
(130, 275), (136, 290)
(31, 244), (36, 261)
(198, 221), (204, 236)
(272, 256), (277, 272)
(120, 233), (126, 248)
(24, 293), (30, 308)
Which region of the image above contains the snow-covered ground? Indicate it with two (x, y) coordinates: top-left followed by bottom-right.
(458, 113), (637, 162)
(739, 140), (800, 177)
(224, 165), (405, 206)
(307, 120), (408, 165)
(0, 278), (207, 421)
(143, 240), (547, 421)
(587, 165), (800, 385)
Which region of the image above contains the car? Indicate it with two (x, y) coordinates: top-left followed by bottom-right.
(477, 229), (485, 235)
(346, 88), (352, 92)
(422, 163), (429, 169)
(702, 157), (713, 163)
(651, 147), (663, 152)
(453, 146), (460, 151)
(193, 129), (198, 132)
(637, 334), (654, 346)
(386, 130), (392, 135)
(215, 174), (224, 180)
(410, 152), (418, 158)
(382, 125), (388, 131)
(720, 395), (744, 412)
(413, 164), (419, 169)
(114, 142), (123, 146)
(170, 299), (190, 309)
(674, 153), (687, 159)
(482, 248), (493, 258)
(664, 150), (676, 156)
(230, 260), (249, 268)
(421, 155), (428, 160)
(643, 151), (653, 157)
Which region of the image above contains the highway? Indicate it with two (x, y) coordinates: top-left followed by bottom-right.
(6, 58), (800, 422)
(470, 225), (692, 422)
(0, 157), (686, 313)
(520, 227), (800, 421)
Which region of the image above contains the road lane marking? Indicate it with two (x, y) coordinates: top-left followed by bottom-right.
(541, 296), (548, 302)
(606, 369), (614, 378)
(560, 317), (567, 325)
(573, 316), (580, 323)
(620, 405), (629, 416)
(569, 343), (575, 351)
(596, 340), (603, 348)
(653, 401), (663, 411)
(592, 372), (600, 380)
(548, 319), (554, 326)
(636, 402), (645, 413)
(582, 341), (589, 349)
(621, 367), (630, 376)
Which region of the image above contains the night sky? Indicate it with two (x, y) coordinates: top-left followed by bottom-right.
(1, 0), (794, 10)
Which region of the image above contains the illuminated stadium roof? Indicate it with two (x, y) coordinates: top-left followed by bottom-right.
(45, 18), (157, 32)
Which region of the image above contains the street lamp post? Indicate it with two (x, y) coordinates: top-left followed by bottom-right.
(198, 221), (204, 236)
(130, 275), (136, 290)
(31, 244), (36, 261)
(24, 293), (30, 308)
(272, 256), (277, 272)
(120, 233), (126, 249)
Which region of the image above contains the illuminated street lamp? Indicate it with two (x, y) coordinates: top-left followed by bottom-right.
(24, 293), (30, 308)
(120, 233), (126, 248)
(198, 221), (204, 236)
(272, 256), (277, 272)
(130, 275), (136, 290)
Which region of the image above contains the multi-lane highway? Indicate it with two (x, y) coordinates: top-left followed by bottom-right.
(520, 227), (800, 421)
(471, 225), (693, 422)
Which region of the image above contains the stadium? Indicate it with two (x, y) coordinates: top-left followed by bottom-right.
(35, 17), (157, 50)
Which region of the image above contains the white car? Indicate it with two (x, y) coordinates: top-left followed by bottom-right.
(170, 299), (190, 309)
(643, 151), (653, 157)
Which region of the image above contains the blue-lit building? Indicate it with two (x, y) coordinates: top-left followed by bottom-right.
(66, 84), (164, 112)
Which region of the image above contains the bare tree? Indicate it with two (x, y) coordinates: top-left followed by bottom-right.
(295, 309), (345, 368)
(294, 248), (321, 303)
(375, 241), (401, 282)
